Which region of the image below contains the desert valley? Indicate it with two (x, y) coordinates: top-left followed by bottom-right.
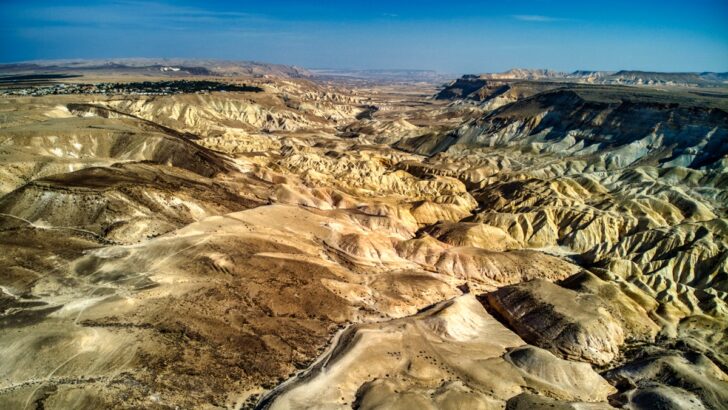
(0, 59), (727, 409)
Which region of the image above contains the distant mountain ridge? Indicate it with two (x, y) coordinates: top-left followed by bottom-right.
(309, 68), (451, 84)
(437, 69), (728, 102)
(476, 68), (728, 86)
(0, 58), (312, 78)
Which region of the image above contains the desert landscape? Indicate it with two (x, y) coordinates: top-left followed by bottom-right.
(0, 58), (726, 409)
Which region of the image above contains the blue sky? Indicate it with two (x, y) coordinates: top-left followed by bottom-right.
(1, 0), (727, 74)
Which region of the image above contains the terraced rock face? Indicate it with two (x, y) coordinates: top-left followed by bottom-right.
(437, 70), (728, 91)
(453, 90), (727, 169)
(0, 74), (726, 409)
(486, 279), (627, 365)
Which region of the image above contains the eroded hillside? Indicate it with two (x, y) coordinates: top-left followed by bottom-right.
(0, 74), (726, 410)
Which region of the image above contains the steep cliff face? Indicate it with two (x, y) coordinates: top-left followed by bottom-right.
(434, 77), (560, 110)
(434, 75), (496, 100)
(437, 70), (728, 93)
(450, 89), (728, 170)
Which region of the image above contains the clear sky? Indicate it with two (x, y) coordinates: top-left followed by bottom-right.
(1, 0), (727, 74)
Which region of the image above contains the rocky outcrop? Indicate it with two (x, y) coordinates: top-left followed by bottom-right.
(485, 279), (626, 365)
(604, 351), (728, 410)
